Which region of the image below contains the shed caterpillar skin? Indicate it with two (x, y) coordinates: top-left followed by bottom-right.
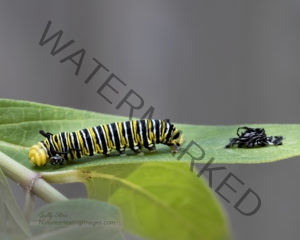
(225, 126), (283, 148)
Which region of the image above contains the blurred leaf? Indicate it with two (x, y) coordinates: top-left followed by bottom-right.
(30, 199), (125, 240)
(0, 168), (31, 239)
(42, 162), (230, 240)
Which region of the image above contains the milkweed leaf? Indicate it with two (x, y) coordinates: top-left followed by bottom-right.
(0, 99), (297, 167)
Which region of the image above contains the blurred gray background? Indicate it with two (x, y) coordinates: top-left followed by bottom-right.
(1, 1), (300, 239)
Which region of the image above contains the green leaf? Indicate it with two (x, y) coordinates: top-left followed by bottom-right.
(41, 162), (230, 240)
(0, 99), (297, 167)
(0, 167), (31, 240)
(30, 199), (125, 240)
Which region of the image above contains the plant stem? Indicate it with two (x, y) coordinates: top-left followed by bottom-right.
(0, 152), (67, 202)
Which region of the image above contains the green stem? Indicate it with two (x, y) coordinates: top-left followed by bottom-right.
(0, 152), (67, 202)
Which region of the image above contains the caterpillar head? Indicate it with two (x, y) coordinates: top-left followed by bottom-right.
(29, 142), (49, 167)
(168, 127), (184, 153)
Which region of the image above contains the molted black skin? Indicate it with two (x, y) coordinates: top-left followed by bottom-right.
(225, 127), (283, 148)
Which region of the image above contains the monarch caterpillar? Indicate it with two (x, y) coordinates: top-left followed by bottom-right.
(29, 119), (184, 167)
(225, 126), (283, 148)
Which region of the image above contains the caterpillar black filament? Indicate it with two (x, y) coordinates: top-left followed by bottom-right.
(29, 119), (184, 167)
